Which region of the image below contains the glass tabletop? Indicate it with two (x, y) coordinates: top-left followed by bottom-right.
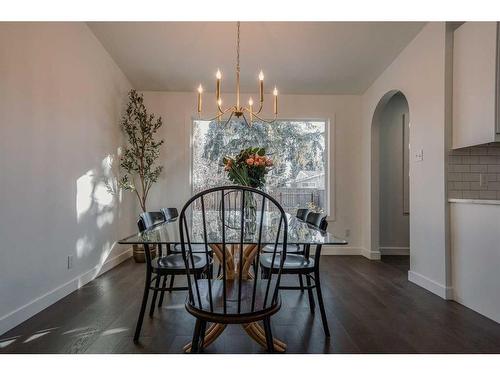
(118, 211), (348, 246)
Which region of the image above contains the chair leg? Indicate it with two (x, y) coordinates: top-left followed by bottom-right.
(191, 318), (202, 354)
(305, 274), (315, 313)
(263, 317), (274, 353)
(158, 276), (167, 307)
(199, 320), (207, 351)
(133, 271), (151, 342)
(261, 268), (270, 279)
(168, 274), (175, 292)
(208, 263), (214, 279)
(314, 269), (330, 337)
(298, 275), (304, 292)
(149, 275), (160, 317)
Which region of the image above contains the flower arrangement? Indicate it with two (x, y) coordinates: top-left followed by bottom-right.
(222, 147), (273, 189)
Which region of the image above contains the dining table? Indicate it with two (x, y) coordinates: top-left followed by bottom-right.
(118, 210), (348, 352)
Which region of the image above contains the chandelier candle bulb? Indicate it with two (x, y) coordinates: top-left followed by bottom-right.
(259, 70), (264, 102)
(273, 87), (278, 115)
(216, 69), (221, 101)
(197, 84), (203, 113)
(248, 97), (254, 122)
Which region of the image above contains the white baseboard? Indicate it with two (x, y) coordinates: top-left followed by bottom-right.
(361, 248), (381, 260)
(408, 270), (453, 300)
(379, 247), (410, 256)
(321, 246), (362, 255)
(321, 246), (381, 260)
(0, 247), (132, 336)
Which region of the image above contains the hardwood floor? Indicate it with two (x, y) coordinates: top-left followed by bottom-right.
(1, 255), (500, 353)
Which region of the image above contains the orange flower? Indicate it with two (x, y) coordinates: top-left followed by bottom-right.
(246, 158), (254, 166)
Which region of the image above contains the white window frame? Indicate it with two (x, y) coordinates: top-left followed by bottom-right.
(189, 116), (335, 220)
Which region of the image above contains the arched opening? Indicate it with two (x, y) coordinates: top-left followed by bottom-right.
(371, 90), (410, 263)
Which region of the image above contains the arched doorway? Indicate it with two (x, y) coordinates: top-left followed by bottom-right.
(371, 90), (410, 261)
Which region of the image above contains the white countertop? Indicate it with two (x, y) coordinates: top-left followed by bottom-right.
(449, 198), (500, 205)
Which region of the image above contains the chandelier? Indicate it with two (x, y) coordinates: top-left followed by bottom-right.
(196, 21), (279, 126)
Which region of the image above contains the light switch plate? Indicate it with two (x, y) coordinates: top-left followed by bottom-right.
(414, 148), (424, 162)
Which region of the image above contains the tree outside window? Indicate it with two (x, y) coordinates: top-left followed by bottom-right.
(192, 119), (327, 214)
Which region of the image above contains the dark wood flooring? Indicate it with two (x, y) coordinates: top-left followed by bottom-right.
(1, 255), (500, 353)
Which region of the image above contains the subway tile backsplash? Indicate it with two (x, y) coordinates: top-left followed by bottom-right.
(448, 142), (500, 200)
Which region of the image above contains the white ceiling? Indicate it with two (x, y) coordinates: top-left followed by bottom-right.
(88, 22), (425, 95)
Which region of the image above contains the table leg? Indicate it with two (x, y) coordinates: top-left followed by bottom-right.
(242, 322), (287, 352)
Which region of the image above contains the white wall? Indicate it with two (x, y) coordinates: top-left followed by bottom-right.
(0, 23), (134, 335)
(379, 94), (410, 251)
(451, 202), (500, 323)
(361, 22), (453, 298)
(141, 91), (364, 254)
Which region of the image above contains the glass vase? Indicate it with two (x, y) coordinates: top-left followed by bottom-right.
(244, 190), (257, 237)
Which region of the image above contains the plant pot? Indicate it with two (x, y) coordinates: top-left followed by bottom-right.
(133, 244), (157, 263)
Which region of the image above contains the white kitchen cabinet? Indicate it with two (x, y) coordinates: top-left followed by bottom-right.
(450, 200), (500, 323)
(452, 22), (500, 149)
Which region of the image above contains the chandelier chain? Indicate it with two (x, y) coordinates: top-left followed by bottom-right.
(236, 21), (240, 74)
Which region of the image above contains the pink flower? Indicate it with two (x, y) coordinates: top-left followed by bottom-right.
(246, 158), (254, 166)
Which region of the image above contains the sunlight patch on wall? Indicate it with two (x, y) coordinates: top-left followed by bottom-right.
(116, 149), (123, 203)
(96, 211), (114, 229)
(76, 170), (95, 222)
(76, 236), (93, 258)
(76, 155), (118, 228)
(94, 183), (113, 208)
(102, 154), (113, 175)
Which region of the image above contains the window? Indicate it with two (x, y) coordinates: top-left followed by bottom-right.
(192, 119), (328, 214)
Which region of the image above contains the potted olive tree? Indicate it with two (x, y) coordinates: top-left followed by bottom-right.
(119, 89), (164, 262)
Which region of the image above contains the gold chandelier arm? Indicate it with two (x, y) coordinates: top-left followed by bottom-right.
(240, 105), (262, 116)
(248, 111), (278, 125)
(200, 106), (236, 122)
(217, 102), (236, 114)
(253, 101), (264, 115)
(240, 113), (251, 127)
(219, 110), (235, 127)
